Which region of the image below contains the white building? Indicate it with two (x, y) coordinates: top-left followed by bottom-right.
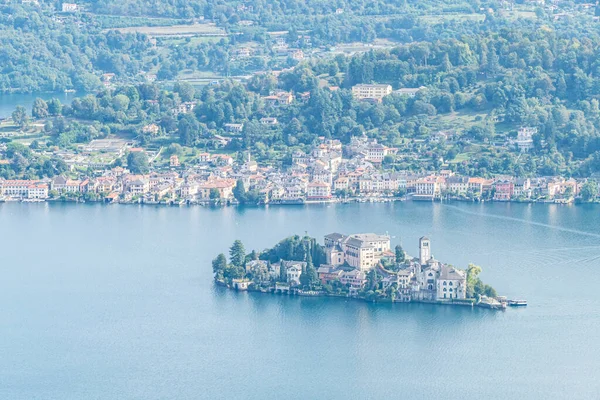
(515, 127), (536, 152)
(436, 265), (467, 300)
(307, 182), (331, 200)
(61, 3), (78, 12)
(351, 84), (392, 101)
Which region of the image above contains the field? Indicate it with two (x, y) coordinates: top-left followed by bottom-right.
(106, 23), (226, 37)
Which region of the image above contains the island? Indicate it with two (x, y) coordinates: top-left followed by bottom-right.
(213, 233), (518, 309)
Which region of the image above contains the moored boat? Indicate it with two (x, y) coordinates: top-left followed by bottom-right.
(508, 299), (527, 307)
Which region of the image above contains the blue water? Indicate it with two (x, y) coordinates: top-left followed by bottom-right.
(0, 92), (85, 119)
(1, 202), (599, 399)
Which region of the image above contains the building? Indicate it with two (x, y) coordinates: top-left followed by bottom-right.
(494, 180), (514, 201)
(61, 3), (78, 12)
(365, 143), (390, 163)
(324, 232), (391, 271)
(339, 269), (367, 289)
(260, 117), (278, 125)
(142, 124), (160, 135)
(280, 261), (306, 285)
(224, 123), (244, 133)
(317, 265), (344, 285)
(263, 92), (293, 107)
(197, 179), (236, 200)
(170, 155), (180, 167)
(395, 87), (423, 97)
(419, 236), (431, 265)
(27, 183), (49, 199)
(351, 84), (392, 101)
(446, 176), (469, 196)
(516, 127), (536, 152)
(415, 176), (445, 198)
(513, 178), (531, 198)
(436, 265), (467, 300)
(306, 182), (331, 200)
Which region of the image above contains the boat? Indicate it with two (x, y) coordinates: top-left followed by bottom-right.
(508, 300), (527, 307)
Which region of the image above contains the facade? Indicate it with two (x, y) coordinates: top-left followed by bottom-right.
(324, 232), (391, 271)
(494, 180), (514, 201)
(281, 261), (306, 285)
(436, 265), (467, 300)
(516, 127), (536, 152)
(306, 182), (331, 200)
(351, 84), (392, 101)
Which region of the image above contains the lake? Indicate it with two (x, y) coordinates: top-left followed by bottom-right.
(1, 201), (599, 399)
(0, 92), (85, 119)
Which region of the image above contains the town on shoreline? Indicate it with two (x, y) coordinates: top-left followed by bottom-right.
(213, 233), (523, 310)
(1, 135), (599, 205)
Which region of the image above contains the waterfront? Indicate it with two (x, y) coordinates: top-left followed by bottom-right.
(1, 201), (600, 399)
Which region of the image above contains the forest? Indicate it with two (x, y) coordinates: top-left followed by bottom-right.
(3, 0), (600, 179)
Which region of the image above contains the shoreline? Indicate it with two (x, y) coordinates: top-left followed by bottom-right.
(2, 194), (598, 207)
(215, 280), (506, 310)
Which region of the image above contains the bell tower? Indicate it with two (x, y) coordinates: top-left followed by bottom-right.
(419, 236), (430, 265)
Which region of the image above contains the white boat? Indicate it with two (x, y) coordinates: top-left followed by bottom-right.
(508, 300), (527, 307)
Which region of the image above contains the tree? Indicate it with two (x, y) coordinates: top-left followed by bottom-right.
(233, 179), (247, 204)
(127, 151), (149, 174)
(279, 261), (287, 282)
(178, 114), (200, 146)
(580, 180), (598, 202)
(112, 94), (130, 112)
(174, 82), (195, 102)
(212, 253), (227, 280)
(466, 264), (482, 298)
(47, 98), (62, 116)
(395, 245), (405, 263)
(300, 263), (318, 288)
(229, 240), (246, 268)
(12, 106), (28, 129)
(32, 98), (49, 119)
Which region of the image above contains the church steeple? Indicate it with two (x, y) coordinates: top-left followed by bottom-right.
(419, 236), (430, 265)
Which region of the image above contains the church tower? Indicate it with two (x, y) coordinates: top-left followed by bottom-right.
(419, 236), (430, 265)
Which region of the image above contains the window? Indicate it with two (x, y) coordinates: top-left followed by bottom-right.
(443, 288), (447, 292)
(443, 281), (447, 286)
(449, 281), (453, 286)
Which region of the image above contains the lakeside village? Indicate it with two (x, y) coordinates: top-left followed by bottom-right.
(213, 233), (525, 309)
(0, 130), (594, 205)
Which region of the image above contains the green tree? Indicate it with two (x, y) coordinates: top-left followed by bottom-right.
(47, 98), (62, 116)
(32, 98), (49, 119)
(395, 245), (405, 263)
(580, 180), (598, 202)
(279, 261), (287, 283)
(127, 151), (149, 174)
(229, 240), (246, 268)
(233, 179), (247, 204)
(300, 263), (319, 288)
(112, 94), (130, 112)
(466, 263), (482, 298)
(212, 253), (227, 280)
(12, 106), (28, 129)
